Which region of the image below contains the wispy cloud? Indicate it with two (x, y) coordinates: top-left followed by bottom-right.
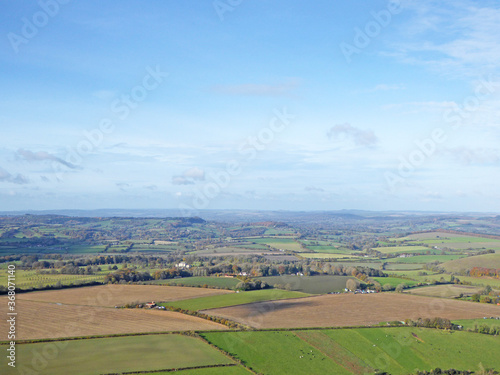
(0, 166), (29, 185)
(327, 123), (379, 148)
(172, 167), (205, 185)
(389, 1), (500, 76)
(17, 149), (80, 169)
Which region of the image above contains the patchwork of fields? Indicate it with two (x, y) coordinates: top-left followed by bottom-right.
(1, 334), (236, 375)
(15, 284), (231, 307)
(202, 328), (500, 375)
(0, 298), (228, 340)
(202, 293), (500, 329)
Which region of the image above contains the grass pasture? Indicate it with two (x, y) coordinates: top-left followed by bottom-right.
(202, 328), (500, 375)
(404, 284), (485, 298)
(371, 277), (419, 287)
(249, 238), (304, 252)
(203, 293), (500, 329)
(1, 334), (235, 375)
(258, 275), (353, 294)
(452, 318), (500, 330)
(153, 276), (240, 289)
(385, 254), (467, 264)
(162, 289), (310, 311)
(374, 246), (433, 254)
(441, 252), (500, 272)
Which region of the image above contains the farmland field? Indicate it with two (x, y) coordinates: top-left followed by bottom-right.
(373, 246), (433, 254)
(441, 252), (500, 272)
(0, 298), (228, 340)
(202, 328), (500, 375)
(162, 289), (310, 311)
(249, 238), (304, 252)
(385, 254), (467, 264)
(15, 284), (231, 307)
(258, 275), (354, 294)
(0, 268), (107, 289)
(154, 367), (252, 374)
(152, 276), (240, 289)
(202, 293), (500, 329)
(371, 277), (419, 287)
(404, 284), (485, 298)
(299, 253), (362, 259)
(452, 317), (500, 330)
(1, 334), (235, 375)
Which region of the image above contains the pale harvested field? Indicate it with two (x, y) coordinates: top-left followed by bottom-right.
(404, 284), (486, 298)
(0, 298), (228, 340)
(15, 284), (232, 307)
(201, 293), (500, 329)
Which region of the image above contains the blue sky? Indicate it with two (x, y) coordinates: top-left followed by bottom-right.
(1, 0), (500, 213)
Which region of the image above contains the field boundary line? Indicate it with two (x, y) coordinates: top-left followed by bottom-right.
(197, 333), (259, 374)
(101, 363), (239, 374)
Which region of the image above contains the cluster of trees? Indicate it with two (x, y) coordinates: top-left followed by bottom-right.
(470, 267), (499, 279)
(235, 278), (269, 291)
(104, 267), (190, 283)
(404, 317), (455, 330)
(471, 323), (500, 335)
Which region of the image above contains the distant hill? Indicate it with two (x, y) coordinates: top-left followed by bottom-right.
(441, 253), (500, 273)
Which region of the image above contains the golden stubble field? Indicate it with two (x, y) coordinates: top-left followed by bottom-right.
(0, 285), (232, 340)
(201, 293), (500, 329)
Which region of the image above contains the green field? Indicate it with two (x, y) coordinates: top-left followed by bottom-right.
(250, 238), (304, 252)
(161, 289), (310, 311)
(154, 366), (251, 374)
(452, 318), (500, 330)
(2, 334), (235, 375)
(374, 246), (433, 254)
(201, 328), (500, 375)
(299, 253), (362, 259)
(372, 277), (420, 287)
(0, 268), (106, 290)
(258, 275), (353, 294)
(385, 254), (467, 264)
(151, 276), (240, 289)
(441, 253), (500, 272)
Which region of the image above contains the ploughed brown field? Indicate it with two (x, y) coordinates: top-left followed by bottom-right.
(0, 298), (228, 340)
(201, 293), (500, 329)
(15, 284), (232, 307)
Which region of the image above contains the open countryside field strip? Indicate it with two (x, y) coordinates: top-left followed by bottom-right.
(202, 328), (500, 375)
(162, 289), (310, 311)
(452, 318), (500, 330)
(153, 367), (252, 375)
(250, 238), (304, 252)
(0, 298), (228, 340)
(385, 254), (467, 264)
(441, 252), (500, 272)
(373, 246), (432, 254)
(299, 253), (362, 259)
(0, 269), (107, 289)
(372, 277), (419, 287)
(1, 334), (235, 375)
(404, 284), (486, 298)
(259, 275), (353, 294)
(15, 284), (231, 307)
(389, 272), (500, 289)
(394, 232), (500, 242)
(201, 293), (500, 329)
(152, 276), (240, 289)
